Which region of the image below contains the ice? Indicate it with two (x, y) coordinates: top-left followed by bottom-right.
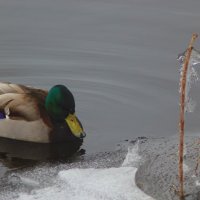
(122, 140), (141, 167)
(18, 167), (153, 200)
(196, 180), (200, 186)
(9, 174), (40, 189)
(16, 143), (154, 200)
(178, 48), (200, 113)
(183, 162), (190, 173)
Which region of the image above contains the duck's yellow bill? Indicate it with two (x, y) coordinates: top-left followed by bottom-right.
(65, 114), (85, 138)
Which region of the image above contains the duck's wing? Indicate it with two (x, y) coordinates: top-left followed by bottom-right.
(0, 82), (31, 94)
(0, 83), (52, 143)
(0, 82), (48, 121)
(0, 82), (47, 95)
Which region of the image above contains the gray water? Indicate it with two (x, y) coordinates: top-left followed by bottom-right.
(0, 0), (200, 155)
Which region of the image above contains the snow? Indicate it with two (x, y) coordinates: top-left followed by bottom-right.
(17, 144), (154, 200)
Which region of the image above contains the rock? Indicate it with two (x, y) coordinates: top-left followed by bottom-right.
(135, 136), (200, 200)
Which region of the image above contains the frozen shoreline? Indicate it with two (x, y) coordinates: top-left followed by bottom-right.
(2, 136), (200, 200)
(0, 139), (154, 200)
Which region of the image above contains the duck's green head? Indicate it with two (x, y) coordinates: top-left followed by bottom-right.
(45, 85), (86, 139)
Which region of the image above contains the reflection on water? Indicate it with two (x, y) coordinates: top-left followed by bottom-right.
(0, 137), (84, 170)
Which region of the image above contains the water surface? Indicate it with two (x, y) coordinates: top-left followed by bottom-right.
(0, 0), (200, 199)
(1, 0), (200, 154)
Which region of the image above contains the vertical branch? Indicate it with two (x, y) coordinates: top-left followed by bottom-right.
(179, 33), (198, 200)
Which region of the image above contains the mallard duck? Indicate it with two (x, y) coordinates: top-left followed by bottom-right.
(0, 82), (86, 143)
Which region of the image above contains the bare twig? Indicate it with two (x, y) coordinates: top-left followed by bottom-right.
(178, 33), (198, 200)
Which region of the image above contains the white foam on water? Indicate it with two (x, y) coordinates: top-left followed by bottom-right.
(17, 144), (154, 200)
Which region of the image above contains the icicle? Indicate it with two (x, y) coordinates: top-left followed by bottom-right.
(178, 48), (200, 113)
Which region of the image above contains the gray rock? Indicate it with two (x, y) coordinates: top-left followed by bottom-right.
(135, 136), (200, 200)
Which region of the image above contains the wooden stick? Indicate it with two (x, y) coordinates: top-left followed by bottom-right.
(179, 33), (198, 200)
